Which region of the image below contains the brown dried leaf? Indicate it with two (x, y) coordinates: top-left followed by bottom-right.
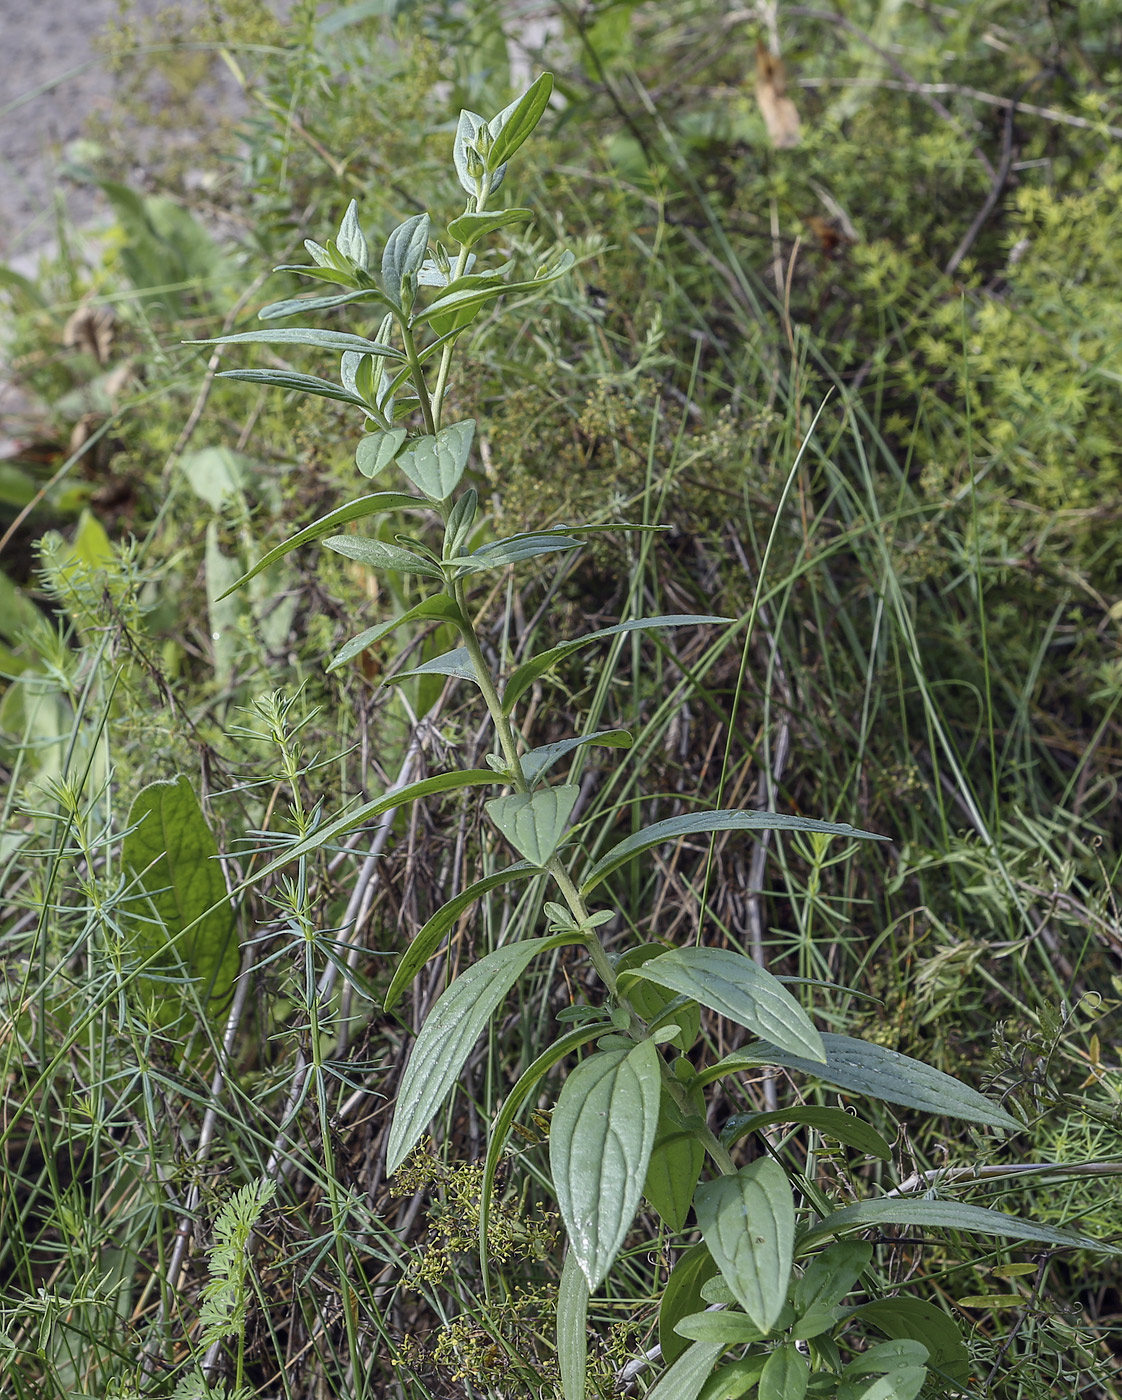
(63, 305), (115, 366)
(755, 41), (801, 149)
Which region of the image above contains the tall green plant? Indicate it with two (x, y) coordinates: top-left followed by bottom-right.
(202, 74), (1115, 1398)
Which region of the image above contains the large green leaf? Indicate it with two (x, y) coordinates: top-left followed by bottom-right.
(502, 614), (729, 715)
(396, 420), (475, 500)
(122, 776), (238, 1020)
(557, 1249), (590, 1400)
(799, 1198), (1117, 1255)
(646, 1343), (726, 1400)
(698, 1357), (769, 1400)
(254, 769), (497, 880)
(486, 784), (579, 867)
(660, 1243), (719, 1367)
(624, 948), (824, 1063)
(848, 1299), (968, 1382)
(705, 1033), (1020, 1130)
(793, 1240), (873, 1316)
(217, 491), (420, 598)
(645, 1092), (706, 1232)
(386, 934), (572, 1173)
(845, 1370), (926, 1400)
(322, 534), (444, 579)
(486, 72), (554, 170)
(581, 811), (883, 895)
(194, 327), (401, 358)
(551, 1040), (661, 1289)
(695, 1159), (795, 1333)
(326, 594), (464, 673)
(724, 1107), (891, 1161)
(383, 861), (537, 1011)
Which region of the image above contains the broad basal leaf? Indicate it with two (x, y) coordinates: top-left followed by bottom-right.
(623, 948), (824, 1063)
(123, 776), (238, 1021)
(708, 1033), (1020, 1130)
(387, 934), (571, 1172)
(695, 1158), (795, 1333)
(551, 1040), (661, 1289)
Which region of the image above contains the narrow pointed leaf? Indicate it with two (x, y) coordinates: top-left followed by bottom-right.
(454, 531), (583, 573)
(194, 327), (401, 358)
(327, 594), (463, 673)
(255, 769), (496, 880)
(258, 287), (388, 320)
(217, 492), (420, 598)
(724, 1107), (891, 1160)
(412, 249), (576, 327)
(520, 730), (632, 784)
(385, 646), (478, 685)
(397, 419), (475, 499)
(322, 534), (443, 578)
(551, 1040), (662, 1289)
(447, 207), (535, 248)
(486, 72), (554, 170)
(708, 1033), (1020, 1130)
(215, 368), (368, 406)
(675, 1312), (767, 1345)
(695, 1159), (795, 1333)
(387, 934), (573, 1173)
(799, 1198), (1118, 1255)
(384, 861), (537, 1011)
(581, 810), (884, 895)
(623, 948), (824, 1063)
(503, 615), (729, 714)
(486, 784), (579, 867)
(558, 1250), (590, 1400)
(646, 1343), (726, 1400)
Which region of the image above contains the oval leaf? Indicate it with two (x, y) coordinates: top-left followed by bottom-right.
(486, 784), (579, 868)
(674, 1311), (767, 1345)
(397, 419), (476, 500)
(624, 948), (824, 1063)
(793, 1240), (873, 1315)
(695, 1158), (796, 1333)
(645, 1093), (706, 1233)
(356, 427), (407, 478)
(551, 1040), (662, 1290)
(849, 1298), (968, 1381)
(758, 1343), (808, 1400)
(520, 730), (632, 784)
(387, 935), (570, 1173)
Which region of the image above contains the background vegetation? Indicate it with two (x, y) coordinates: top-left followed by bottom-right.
(1, 1), (1119, 1396)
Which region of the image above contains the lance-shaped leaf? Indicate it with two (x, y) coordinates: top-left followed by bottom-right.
(258, 287), (389, 321)
(412, 249), (576, 327)
(645, 1343), (726, 1400)
(387, 934), (573, 1173)
(674, 1312), (768, 1345)
(644, 1091), (706, 1232)
(327, 594), (464, 673)
(794, 1240), (873, 1316)
(123, 776), (238, 1021)
(453, 108), (488, 194)
(486, 784), (579, 867)
(723, 1106), (892, 1160)
(382, 213), (430, 302)
(447, 207), (535, 248)
(384, 861), (537, 1011)
(520, 730), (632, 784)
(192, 327), (402, 358)
(581, 809), (884, 895)
(384, 646), (478, 685)
(551, 1040), (662, 1289)
(453, 530), (583, 573)
(798, 1198), (1118, 1255)
(705, 1033), (1020, 1130)
(322, 534), (443, 579)
(486, 72), (554, 171)
(503, 614), (729, 714)
(695, 1158), (796, 1333)
(254, 769), (497, 880)
(217, 490), (421, 598)
(215, 368), (368, 407)
(557, 1249), (590, 1400)
(397, 419), (476, 500)
(622, 947), (824, 1063)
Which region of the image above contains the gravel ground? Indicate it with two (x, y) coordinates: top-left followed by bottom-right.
(0, 0), (245, 263)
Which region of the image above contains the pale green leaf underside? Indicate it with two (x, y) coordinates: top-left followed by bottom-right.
(551, 1040), (662, 1289)
(695, 1159), (796, 1333)
(557, 1250), (590, 1400)
(486, 784), (579, 867)
(387, 936), (567, 1173)
(624, 947), (825, 1063)
(384, 645), (478, 685)
(581, 809), (885, 894)
(520, 730), (632, 784)
(712, 1033), (1020, 1130)
(194, 327), (402, 359)
(322, 534), (443, 578)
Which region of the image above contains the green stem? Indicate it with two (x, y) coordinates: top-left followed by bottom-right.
(401, 321), (437, 436)
(431, 173), (492, 421)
